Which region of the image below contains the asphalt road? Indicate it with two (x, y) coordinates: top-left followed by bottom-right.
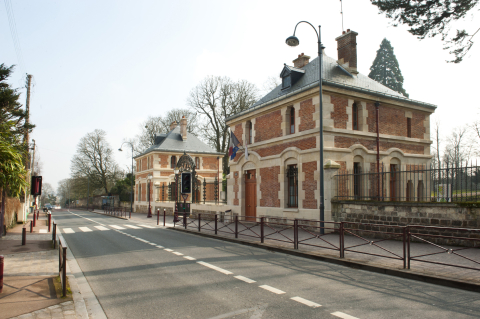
(53, 209), (480, 319)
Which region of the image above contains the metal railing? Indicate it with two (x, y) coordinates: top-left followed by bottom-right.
(103, 206), (129, 218)
(177, 214), (480, 273)
(156, 178), (227, 204)
(335, 162), (480, 202)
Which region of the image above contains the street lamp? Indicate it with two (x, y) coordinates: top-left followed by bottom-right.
(286, 21), (325, 234)
(119, 142), (134, 216)
(147, 174), (153, 218)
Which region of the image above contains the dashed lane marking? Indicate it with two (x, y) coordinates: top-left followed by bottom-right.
(79, 227), (92, 232)
(156, 245), (164, 248)
(164, 249), (174, 252)
(138, 224), (155, 228)
(173, 252), (184, 256)
(110, 225), (126, 230)
(149, 243), (157, 246)
(125, 225), (142, 229)
(259, 285), (285, 295)
(197, 261), (233, 275)
(291, 297), (321, 308)
(94, 226), (109, 231)
(62, 228), (75, 234)
(234, 275), (256, 283)
(331, 312), (359, 319)
(183, 256), (196, 261)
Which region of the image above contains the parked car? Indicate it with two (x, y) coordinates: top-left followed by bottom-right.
(43, 204), (53, 212)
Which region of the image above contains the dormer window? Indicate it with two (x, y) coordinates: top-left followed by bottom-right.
(282, 75), (291, 90)
(280, 64), (305, 91)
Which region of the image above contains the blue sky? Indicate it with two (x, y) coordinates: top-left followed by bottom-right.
(1, 0), (478, 191)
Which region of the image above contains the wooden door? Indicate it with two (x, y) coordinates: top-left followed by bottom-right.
(390, 164), (398, 201)
(245, 170), (256, 221)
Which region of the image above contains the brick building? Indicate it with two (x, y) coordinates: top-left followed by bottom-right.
(225, 29), (436, 221)
(134, 117), (225, 213)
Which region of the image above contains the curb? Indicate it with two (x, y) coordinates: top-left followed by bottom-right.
(167, 227), (480, 293)
(88, 210), (128, 220)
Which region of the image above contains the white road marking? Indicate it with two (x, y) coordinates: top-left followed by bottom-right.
(156, 245), (164, 248)
(331, 312), (359, 319)
(125, 225), (141, 229)
(259, 285), (285, 294)
(173, 252), (184, 256)
(197, 261), (233, 275)
(79, 227), (92, 232)
(149, 243), (157, 246)
(39, 229), (47, 233)
(291, 297), (321, 308)
(138, 224), (155, 228)
(62, 228), (75, 234)
(183, 256), (196, 260)
(165, 223), (174, 227)
(164, 249), (174, 252)
(234, 275), (256, 283)
(94, 226), (109, 231)
(109, 225), (125, 230)
(137, 239), (150, 243)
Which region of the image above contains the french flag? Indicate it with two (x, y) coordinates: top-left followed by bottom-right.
(229, 131), (240, 160)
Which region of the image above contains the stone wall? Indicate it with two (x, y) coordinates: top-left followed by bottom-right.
(332, 200), (480, 246)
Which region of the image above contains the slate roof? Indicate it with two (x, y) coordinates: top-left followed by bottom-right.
(227, 54), (435, 122)
(135, 126), (223, 158)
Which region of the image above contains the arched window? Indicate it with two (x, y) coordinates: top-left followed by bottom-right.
(286, 164), (298, 207)
(171, 156), (176, 169)
(352, 103), (359, 130)
(290, 107), (295, 134)
(195, 157), (200, 169)
(246, 121), (253, 144)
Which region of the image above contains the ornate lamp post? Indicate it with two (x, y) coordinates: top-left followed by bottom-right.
(147, 174), (153, 218)
(118, 142), (134, 215)
(286, 21), (325, 234)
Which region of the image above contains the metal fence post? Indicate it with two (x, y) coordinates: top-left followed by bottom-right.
(403, 226), (407, 269)
(0, 255), (3, 293)
(407, 226), (411, 269)
(261, 217), (264, 243)
(198, 214), (201, 232)
(163, 209), (166, 226)
(62, 247), (67, 297)
(215, 214), (218, 235)
(294, 219), (298, 249)
(157, 209), (160, 225)
(53, 223), (57, 249)
(184, 213), (187, 229)
(235, 215), (238, 238)
(22, 227), (26, 245)
(340, 222), (345, 258)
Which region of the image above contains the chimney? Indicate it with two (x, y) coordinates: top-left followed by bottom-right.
(335, 29), (358, 73)
(169, 121), (177, 131)
(180, 116), (187, 141)
(292, 53), (310, 68)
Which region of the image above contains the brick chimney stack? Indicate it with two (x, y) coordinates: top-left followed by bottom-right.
(180, 116), (187, 141)
(335, 29), (358, 73)
(169, 121), (177, 131)
(293, 53), (310, 68)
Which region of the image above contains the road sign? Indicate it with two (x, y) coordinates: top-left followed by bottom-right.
(181, 193), (188, 201)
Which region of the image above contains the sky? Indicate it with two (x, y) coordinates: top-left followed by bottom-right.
(1, 0), (478, 192)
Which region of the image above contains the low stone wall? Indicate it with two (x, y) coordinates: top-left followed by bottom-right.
(331, 200), (480, 246)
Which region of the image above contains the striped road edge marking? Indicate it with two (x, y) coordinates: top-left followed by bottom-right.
(234, 275), (256, 283)
(259, 285), (286, 294)
(109, 225), (125, 230)
(94, 226), (109, 231)
(197, 261), (233, 275)
(137, 239), (150, 243)
(79, 227), (92, 232)
(172, 252), (184, 256)
(138, 224), (155, 228)
(148, 243), (157, 246)
(183, 256), (196, 260)
(290, 297), (321, 308)
(164, 249), (174, 252)
(62, 228), (75, 234)
(156, 245), (164, 248)
(331, 312), (359, 319)
(125, 225), (142, 229)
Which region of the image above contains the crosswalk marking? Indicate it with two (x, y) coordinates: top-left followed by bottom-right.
(125, 225), (141, 229)
(62, 228), (75, 234)
(183, 256), (196, 261)
(138, 224), (155, 228)
(259, 285), (285, 294)
(79, 227), (92, 232)
(39, 229), (47, 233)
(94, 226), (109, 231)
(291, 297), (321, 308)
(156, 245), (164, 248)
(331, 312), (359, 319)
(173, 252), (184, 256)
(197, 261), (233, 275)
(110, 225), (125, 230)
(234, 275), (256, 283)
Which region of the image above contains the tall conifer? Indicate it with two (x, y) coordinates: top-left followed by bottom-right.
(368, 38), (409, 98)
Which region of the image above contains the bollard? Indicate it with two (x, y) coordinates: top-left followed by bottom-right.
(37, 210), (39, 220)
(215, 214), (218, 235)
(33, 211), (36, 227)
(157, 209), (160, 225)
(22, 227), (26, 245)
(48, 214), (51, 232)
(198, 214), (201, 232)
(0, 255), (4, 293)
(163, 209), (166, 226)
(53, 223), (57, 249)
(235, 215), (238, 238)
(260, 217), (264, 243)
(183, 213), (187, 230)
(30, 221), (33, 233)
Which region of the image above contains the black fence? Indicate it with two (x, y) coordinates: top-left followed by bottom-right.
(335, 162), (480, 202)
(157, 178), (227, 204)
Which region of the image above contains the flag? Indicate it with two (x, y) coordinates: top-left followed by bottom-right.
(244, 143), (249, 161)
(229, 131), (240, 160)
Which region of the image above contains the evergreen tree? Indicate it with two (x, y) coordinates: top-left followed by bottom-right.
(368, 39), (409, 98)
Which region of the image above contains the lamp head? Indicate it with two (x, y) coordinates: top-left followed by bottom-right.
(118, 148), (123, 152)
(286, 35), (300, 47)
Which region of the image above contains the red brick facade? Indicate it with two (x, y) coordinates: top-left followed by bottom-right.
(302, 161), (317, 209)
(299, 98), (316, 132)
(334, 136), (424, 154)
(203, 157), (218, 170)
(255, 110), (282, 142)
(331, 96), (348, 129)
(234, 124), (243, 145)
(255, 137), (316, 158)
(260, 167), (280, 207)
(159, 154), (169, 168)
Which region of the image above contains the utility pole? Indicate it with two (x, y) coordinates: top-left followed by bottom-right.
(31, 140), (36, 209)
(23, 75), (33, 222)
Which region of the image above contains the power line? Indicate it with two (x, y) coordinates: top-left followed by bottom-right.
(3, 0), (26, 74)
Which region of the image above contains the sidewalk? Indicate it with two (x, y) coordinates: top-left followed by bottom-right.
(0, 210), (99, 319)
(102, 209), (480, 291)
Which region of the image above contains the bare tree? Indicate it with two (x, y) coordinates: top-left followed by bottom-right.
(71, 129), (121, 194)
(261, 76), (280, 96)
(40, 182), (55, 205)
(443, 127), (472, 168)
(187, 76), (258, 153)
